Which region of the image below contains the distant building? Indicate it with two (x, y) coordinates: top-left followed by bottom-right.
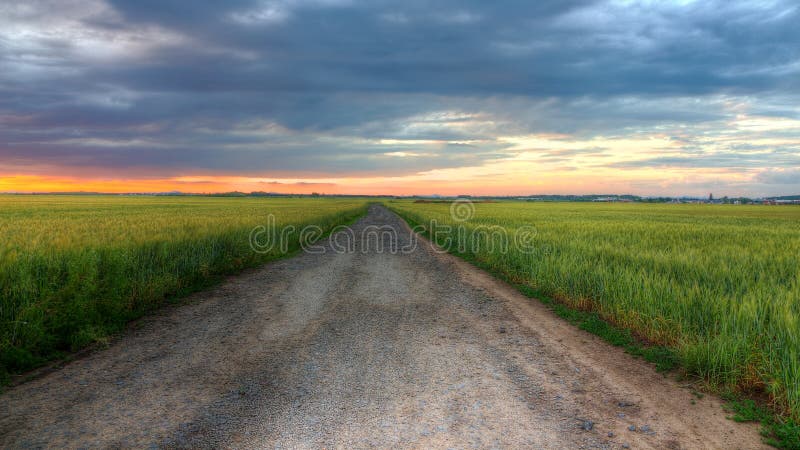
(592, 197), (632, 203)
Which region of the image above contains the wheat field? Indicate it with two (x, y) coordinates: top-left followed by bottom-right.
(388, 200), (800, 420)
(0, 195), (367, 380)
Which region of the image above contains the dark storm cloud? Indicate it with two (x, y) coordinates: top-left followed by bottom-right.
(1, 0), (799, 177)
(100, 0), (800, 97)
(0, 139), (509, 177)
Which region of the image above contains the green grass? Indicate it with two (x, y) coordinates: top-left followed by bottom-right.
(0, 195), (368, 382)
(725, 398), (800, 449)
(387, 200), (800, 429)
(401, 212), (679, 373)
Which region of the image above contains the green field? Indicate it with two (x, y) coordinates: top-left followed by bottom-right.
(3, 195), (799, 437)
(0, 195), (367, 380)
(388, 200), (800, 420)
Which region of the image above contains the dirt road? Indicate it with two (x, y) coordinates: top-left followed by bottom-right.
(0, 205), (764, 449)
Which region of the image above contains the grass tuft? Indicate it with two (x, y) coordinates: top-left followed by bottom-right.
(725, 398), (800, 449)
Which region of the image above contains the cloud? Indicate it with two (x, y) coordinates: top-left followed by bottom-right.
(0, 0), (799, 194)
(605, 154), (799, 170)
(755, 168), (800, 185)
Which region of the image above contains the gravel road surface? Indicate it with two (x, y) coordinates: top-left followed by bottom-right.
(0, 205), (765, 449)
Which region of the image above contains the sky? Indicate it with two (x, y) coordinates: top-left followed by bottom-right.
(1, 0), (799, 197)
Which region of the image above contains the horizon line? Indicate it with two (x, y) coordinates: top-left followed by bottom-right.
(2, 191), (798, 200)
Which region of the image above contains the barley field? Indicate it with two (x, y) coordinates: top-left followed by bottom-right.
(0, 195), (367, 380)
(388, 200), (800, 419)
